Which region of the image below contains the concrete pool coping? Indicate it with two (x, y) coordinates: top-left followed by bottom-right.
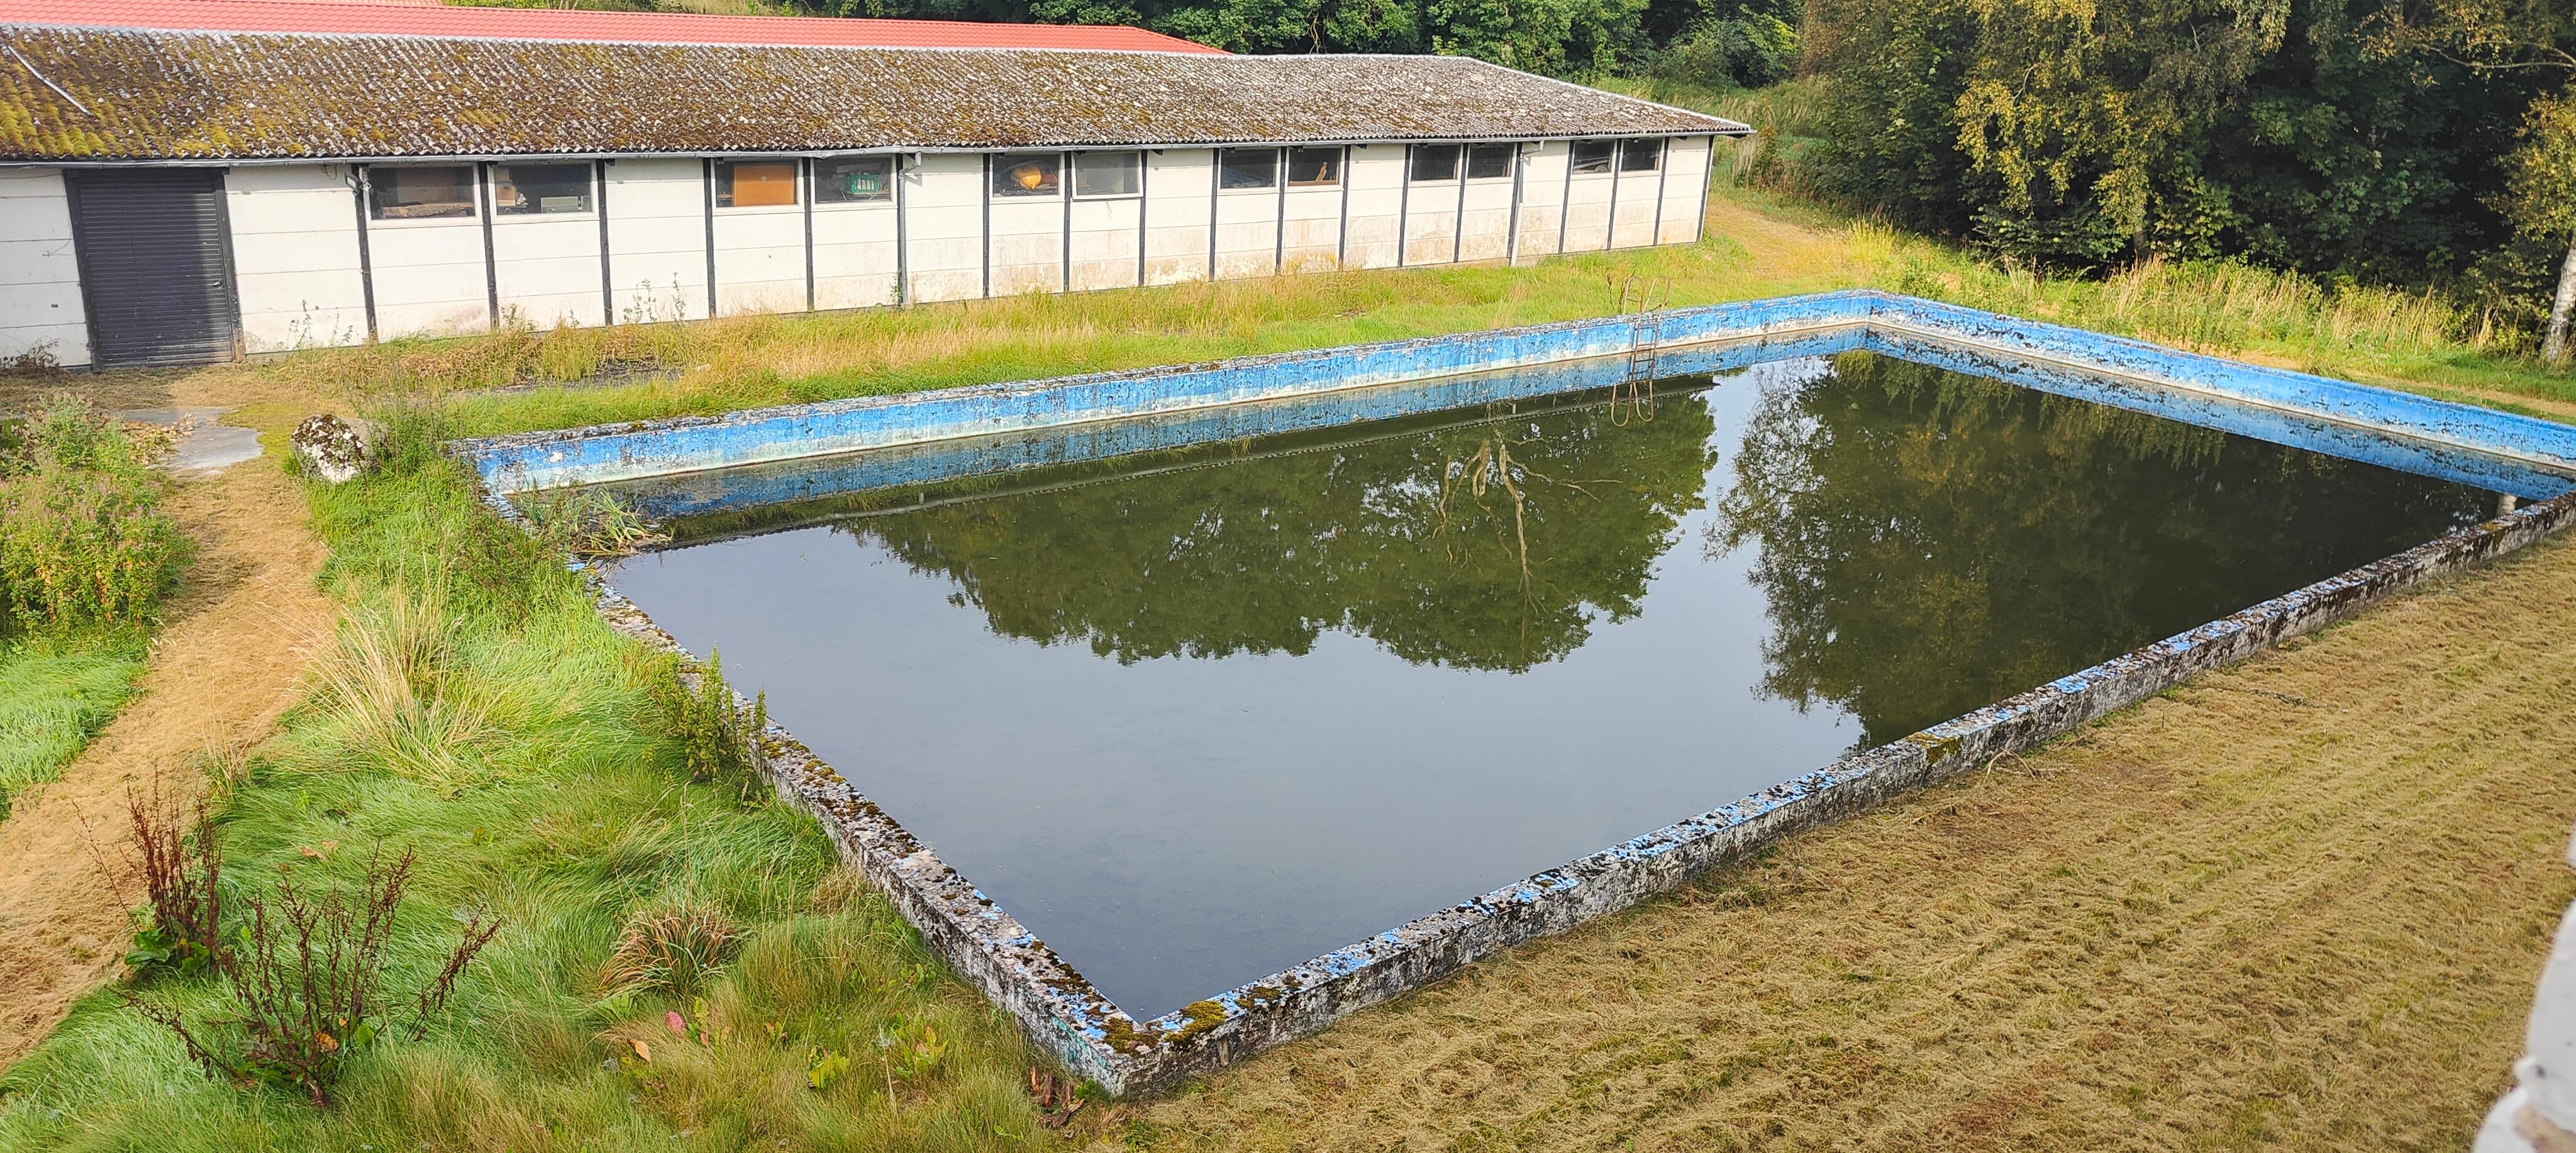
(455, 292), (2576, 1096)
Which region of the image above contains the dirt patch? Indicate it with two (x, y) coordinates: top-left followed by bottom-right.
(1108, 534), (2576, 1151)
(0, 426), (335, 1071)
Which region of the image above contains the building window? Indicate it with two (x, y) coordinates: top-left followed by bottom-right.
(368, 165), (476, 220)
(992, 153), (1062, 197)
(1619, 138), (1663, 172)
(491, 163), (592, 215)
(816, 157), (894, 204)
(1074, 152), (1140, 197)
(716, 160), (799, 208)
(1286, 146), (1341, 187)
(1409, 144), (1461, 182)
(1570, 141), (1616, 175)
(1219, 148), (1280, 189)
(1466, 144), (1514, 180)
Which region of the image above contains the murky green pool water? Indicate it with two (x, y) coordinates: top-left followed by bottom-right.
(602, 351), (2504, 1018)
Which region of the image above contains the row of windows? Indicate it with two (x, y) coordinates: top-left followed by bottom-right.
(367, 158), (900, 220)
(365, 140), (1667, 221)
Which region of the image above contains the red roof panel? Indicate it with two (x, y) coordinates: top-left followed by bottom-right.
(0, 0), (1226, 53)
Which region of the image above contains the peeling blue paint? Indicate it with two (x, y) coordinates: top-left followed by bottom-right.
(458, 291), (2576, 507)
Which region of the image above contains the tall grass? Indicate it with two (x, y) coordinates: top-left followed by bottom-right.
(0, 409), (1046, 1151)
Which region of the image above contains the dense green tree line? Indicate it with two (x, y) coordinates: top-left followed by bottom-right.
(1804, 0), (2576, 328)
(789, 0), (1794, 81)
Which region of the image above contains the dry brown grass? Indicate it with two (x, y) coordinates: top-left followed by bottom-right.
(1102, 535), (2576, 1152)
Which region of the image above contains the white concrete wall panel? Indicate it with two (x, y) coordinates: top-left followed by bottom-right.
(494, 211), (605, 331)
(1659, 136), (1713, 245)
(1068, 195), (1143, 292)
(713, 206), (805, 316)
(368, 208), (489, 339)
(988, 195), (1066, 297)
(1213, 186), (1280, 280)
(603, 159), (708, 324)
(1458, 176), (1516, 264)
(1341, 145), (1405, 271)
(0, 168), (91, 367)
(1402, 175), (1460, 267)
(1280, 184), (1341, 272)
(1609, 164), (1663, 250)
(812, 202), (898, 311)
(1141, 149), (1216, 287)
(1561, 168), (1615, 254)
(1513, 143), (1570, 260)
(228, 163), (368, 353)
(904, 155), (985, 304)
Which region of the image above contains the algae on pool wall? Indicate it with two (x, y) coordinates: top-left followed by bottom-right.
(602, 350), (2504, 1020)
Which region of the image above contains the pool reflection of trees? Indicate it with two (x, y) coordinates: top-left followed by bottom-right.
(824, 353), (2491, 738)
(838, 393), (1720, 672)
(1712, 354), (2494, 741)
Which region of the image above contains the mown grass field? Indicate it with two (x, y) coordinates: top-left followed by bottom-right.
(0, 180), (2570, 1152)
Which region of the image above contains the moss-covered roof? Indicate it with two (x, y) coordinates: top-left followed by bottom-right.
(0, 26), (1745, 162)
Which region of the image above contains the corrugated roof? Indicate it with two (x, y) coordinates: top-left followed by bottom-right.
(0, 26), (1745, 162)
(0, 0), (1222, 53)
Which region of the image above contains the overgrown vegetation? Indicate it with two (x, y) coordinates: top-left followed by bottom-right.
(0, 630), (146, 817)
(6, 168), (2571, 1148)
(0, 397), (182, 815)
(0, 397), (1046, 1150)
(0, 395), (186, 631)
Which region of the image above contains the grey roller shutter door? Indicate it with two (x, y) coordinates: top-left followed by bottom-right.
(67, 168), (240, 369)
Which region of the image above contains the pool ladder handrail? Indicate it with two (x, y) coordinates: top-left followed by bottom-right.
(1612, 280), (1667, 426)
(1615, 278), (1670, 383)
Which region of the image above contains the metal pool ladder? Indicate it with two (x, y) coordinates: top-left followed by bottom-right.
(1613, 279), (1667, 424)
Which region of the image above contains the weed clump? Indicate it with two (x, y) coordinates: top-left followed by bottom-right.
(0, 395), (187, 631)
(648, 649), (769, 803)
(520, 488), (669, 558)
(301, 587), (493, 788)
(127, 847), (502, 1108)
(122, 780), (226, 978)
(601, 901), (742, 998)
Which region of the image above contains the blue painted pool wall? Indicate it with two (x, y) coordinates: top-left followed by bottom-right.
(458, 292), (1880, 493)
(457, 290), (2576, 500)
(591, 329), (1877, 520)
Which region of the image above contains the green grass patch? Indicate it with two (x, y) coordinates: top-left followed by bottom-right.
(0, 422), (1046, 1151)
(0, 628), (147, 818)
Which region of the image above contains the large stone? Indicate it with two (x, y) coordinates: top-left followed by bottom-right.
(291, 414), (369, 484)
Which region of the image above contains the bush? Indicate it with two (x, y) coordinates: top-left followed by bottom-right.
(0, 395), (187, 631)
(649, 648), (769, 804)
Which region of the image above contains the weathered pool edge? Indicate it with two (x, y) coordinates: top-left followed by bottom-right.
(456, 294), (2576, 1096)
(453, 290), (2576, 492)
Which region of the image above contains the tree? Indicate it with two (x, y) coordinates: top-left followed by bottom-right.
(1804, 0), (2565, 278)
(2502, 91), (2576, 361)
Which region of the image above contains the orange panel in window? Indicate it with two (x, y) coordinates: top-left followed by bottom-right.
(731, 163), (799, 207)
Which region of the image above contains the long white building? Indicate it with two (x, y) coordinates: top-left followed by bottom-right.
(0, 2), (1744, 369)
